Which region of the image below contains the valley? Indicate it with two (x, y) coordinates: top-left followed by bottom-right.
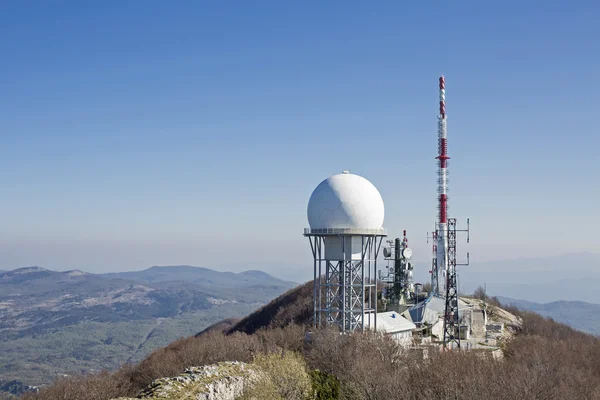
(0, 266), (296, 396)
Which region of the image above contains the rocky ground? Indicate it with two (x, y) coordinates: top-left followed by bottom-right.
(112, 362), (260, 400)
(460, 297), (522, 350)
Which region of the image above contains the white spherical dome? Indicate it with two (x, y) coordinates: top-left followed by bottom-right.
(307, 172), (385, 230)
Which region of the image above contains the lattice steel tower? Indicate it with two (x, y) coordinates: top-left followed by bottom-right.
(442, 218), (470, 349)
(306, 230), (385, 332)
(427, 231), (440, 296)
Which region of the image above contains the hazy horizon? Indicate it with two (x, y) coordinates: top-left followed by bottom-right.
(3, 251), (600, 305)
(2, 3), (599, 281)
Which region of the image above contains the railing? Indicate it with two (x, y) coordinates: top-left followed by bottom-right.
(304, 227), (387, 235)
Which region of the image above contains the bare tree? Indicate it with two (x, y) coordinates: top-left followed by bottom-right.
(473, 285), (486, 300)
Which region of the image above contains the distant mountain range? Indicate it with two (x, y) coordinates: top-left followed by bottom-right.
(458, 252), (600, 304)
(103, 266), (294, 288)
(0, 265), (296, 397)
(497, 296), (600, 336)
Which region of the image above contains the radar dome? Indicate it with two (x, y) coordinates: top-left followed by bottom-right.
(307, 172), (385, 230)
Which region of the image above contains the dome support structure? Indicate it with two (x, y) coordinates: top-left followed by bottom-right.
(305, 230), (386, 333)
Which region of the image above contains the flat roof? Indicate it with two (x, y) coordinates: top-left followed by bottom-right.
(374, 311), (416, 333)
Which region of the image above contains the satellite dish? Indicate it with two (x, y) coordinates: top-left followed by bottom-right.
(407, 262), (413, 271)
(402, 248), (413, 259)
(383, 247), (391, 258)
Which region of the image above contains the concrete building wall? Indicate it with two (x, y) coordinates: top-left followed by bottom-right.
(431, 318), (444, 340)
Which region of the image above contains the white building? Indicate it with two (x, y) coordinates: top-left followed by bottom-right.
(372, 311), (416, 346)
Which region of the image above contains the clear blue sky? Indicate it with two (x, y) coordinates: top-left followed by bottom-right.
(1, 1), (598, 280)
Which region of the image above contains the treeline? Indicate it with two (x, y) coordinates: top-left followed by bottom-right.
(23, 308), (600, 399)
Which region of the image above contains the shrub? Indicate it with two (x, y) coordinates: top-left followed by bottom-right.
(310, 369), (340, 400)
(255, 324), (307, 353)
(473, 285), (486, 300)
(252, 350), (314, 400)
(20, 368), (133, 400)
(422, 282), (432, 293)
(238, 376), (282, 400)
(305, 328), (408, 400)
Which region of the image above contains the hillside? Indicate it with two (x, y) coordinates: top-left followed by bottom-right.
(21, 279), (600, 400)
(225, 280), (313, 334)
(497, 296), (600, 335)
(195, 280), (315, 337)
(0, 266), (295, 397)
(196, 318), (242, 336)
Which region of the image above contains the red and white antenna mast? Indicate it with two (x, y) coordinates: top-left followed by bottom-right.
(435, 76), (449, 295)
(435, 76), (471, 349)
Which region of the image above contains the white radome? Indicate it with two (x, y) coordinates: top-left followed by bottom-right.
(307, 172), (385, 230)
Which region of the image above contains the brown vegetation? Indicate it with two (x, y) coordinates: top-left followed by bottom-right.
(421, 282), (432, 293)
(195, 317), (242, 336)
(472, 284), (502, 307)
(246, 351), (313, 400)
(22, 291), (600, 400)
(20, 369), (134, 400)
(303, 311), (600, 400)
(227, 280), (314, 334)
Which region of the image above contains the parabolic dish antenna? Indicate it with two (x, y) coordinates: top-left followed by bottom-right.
(383, 247), (391, 258)
(402, 248), (413, 259)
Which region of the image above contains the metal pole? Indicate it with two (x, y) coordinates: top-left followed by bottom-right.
(325, 261), (330, 326)
(341, 235), (346, 331)
(308, 236), (320, 329)
(361, 235), (365, 332)
(318, 240), (322, 327)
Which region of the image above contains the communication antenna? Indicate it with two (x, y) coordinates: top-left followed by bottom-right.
(381, 230), (414, 307)
(434, 76), (471, 350)
(443, 218), (470, 349)
(427, 231), (439, 296)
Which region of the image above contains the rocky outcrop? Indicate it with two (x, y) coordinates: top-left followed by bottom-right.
(112, 361), (260, 400)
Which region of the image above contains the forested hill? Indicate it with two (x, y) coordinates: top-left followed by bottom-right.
(0, 266), (295, 398)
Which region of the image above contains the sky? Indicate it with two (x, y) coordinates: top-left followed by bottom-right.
(1, 1), (599, 281)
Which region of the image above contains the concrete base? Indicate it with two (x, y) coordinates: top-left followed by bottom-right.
(459, 324), (471, 340)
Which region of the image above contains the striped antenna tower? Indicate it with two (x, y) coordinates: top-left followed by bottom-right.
(437, 76), (471, 349)
(435, 76), (449, 296)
